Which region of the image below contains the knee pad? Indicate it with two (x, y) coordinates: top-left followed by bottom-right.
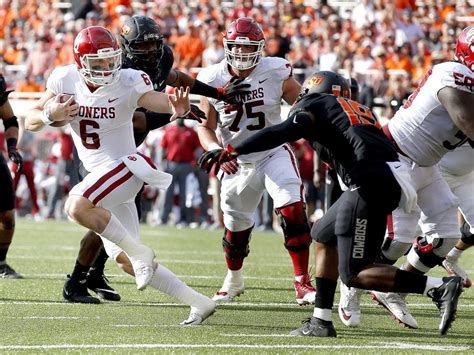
(377, 238), (412, 264)
(406, 236), (457, 272)
(460, 221), (474, 245)
(222, 227), (253, 260)
(275, 201), (311, 252)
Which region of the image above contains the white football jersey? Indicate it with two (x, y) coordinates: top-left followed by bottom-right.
(46, 65), (153, 171)
(197, 57), (293, 163)
(388, 61), (474, 166)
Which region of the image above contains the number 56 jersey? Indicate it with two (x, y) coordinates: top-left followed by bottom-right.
(46, 64), (153, 172)
(197, 57), (292, 163)
(388, 61), (474, 167)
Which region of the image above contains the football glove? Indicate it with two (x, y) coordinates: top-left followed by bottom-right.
(198, 145), (239, 174)
(8, 148), (23, 173)
(179, 104), (206, 123)
(216, 77), (250, 105)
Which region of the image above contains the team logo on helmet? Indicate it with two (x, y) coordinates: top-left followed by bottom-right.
(121, 25), (131, 36)
(306, 76), (324, 87)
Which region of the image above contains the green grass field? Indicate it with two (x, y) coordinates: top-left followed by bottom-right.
(1, 218), (473, 354)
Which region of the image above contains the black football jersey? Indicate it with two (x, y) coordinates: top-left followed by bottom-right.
(290, 93), (398, 186)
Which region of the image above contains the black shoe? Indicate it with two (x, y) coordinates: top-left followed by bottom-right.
(427, 276), (463, 335)
(289, 317), (337, 337)
(86, 273), (121, 301)
(63, 275), (101, 304)
(0, 263), (23, 279)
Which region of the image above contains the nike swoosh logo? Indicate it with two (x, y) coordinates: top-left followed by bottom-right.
(259, 78), (268, 84)
(108, 98), (119, 103)
(94, 288), (119, 295)
(350, 186), (360, 192)
(302, 329), (312, 335)
(341, 309), (352, 321)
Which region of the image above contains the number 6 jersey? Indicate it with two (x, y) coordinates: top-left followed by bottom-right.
(197, 57), (292, 163)
(388, 61), (474, 167)
(46, 64), (153, 172)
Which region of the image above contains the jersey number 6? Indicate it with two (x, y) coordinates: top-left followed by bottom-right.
(80, 119), (101, 149)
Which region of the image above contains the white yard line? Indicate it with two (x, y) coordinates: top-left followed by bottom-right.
(0, 343), (470, 351)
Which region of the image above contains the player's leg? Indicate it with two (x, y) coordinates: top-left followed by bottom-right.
(0, 154), (22, 278)
(66, 161), (155, 290)
(105, 202), (215, 325)
(212, 171), (263, 302)
(263, 146), (315, 305)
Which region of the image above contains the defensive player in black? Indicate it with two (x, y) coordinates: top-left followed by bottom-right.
(0, 74), (24, 278)
(63, 15), (250, 303)
(198, 71), (463, 336)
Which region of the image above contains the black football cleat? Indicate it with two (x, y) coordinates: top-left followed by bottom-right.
(290, 317), (337, 337)
(63, 275), (101, 304)
(86, 273), (121, 301)
(0, 263), (23, 279)
(427, 276), (463, 335)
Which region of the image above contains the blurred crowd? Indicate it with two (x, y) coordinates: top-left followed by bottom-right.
(0, 0), (473, 228)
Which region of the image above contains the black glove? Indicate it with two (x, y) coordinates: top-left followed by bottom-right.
(198, 145), (239, 174)
(180, 104), (206, 123)
(216, 77), (251, 105)
(8, 148), (23, 173)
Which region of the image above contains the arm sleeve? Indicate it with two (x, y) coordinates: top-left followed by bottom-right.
(234, 110), (313, 155)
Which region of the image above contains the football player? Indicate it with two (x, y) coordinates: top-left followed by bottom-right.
(25, 26), (216, 325)
(368, 25), (474, 329)
(199, 70), (463, 336)
(62, 16), (250, 304)
(196, 17), (316, 305)
(0, 74), (23, 278)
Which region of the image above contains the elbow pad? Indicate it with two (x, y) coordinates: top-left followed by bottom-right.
(2, 115), (19, 130)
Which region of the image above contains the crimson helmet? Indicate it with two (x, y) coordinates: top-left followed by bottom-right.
(223, 18), (265, 70)
(298, 71), (351, 102)
(73, 26), (122, 86)
(454, 25), (474, 71)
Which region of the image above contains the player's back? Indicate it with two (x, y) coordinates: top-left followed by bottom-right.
(46, 65), (153, 171)
(388, 61), (474, 166)
(293, 93), (398, 183)
(197, 57), (293, 163)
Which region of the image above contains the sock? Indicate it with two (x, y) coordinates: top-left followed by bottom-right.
(0, 248), (7, 263)
(314, 277), (337, 321)
(149, 264), (209, 308)
(90, 248), (109, 276)
(221, 268), (244, 291)
(100, 213), (142, 257)
(446, 247), (463, 262)
(287, 247), (309, 277)
(71, 260), (90, 281)
(393, 269), (426, 294)
(423, 276), (444, 296)
(313, 308), (332, 322)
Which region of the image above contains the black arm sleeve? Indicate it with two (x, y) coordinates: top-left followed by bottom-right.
(234, 111), (313, 155)
(145, 111), (173, 131)
(190, 79), (219, 99)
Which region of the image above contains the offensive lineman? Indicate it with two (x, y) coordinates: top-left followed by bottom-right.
(62, 16), (250, 304)
(196, 17), (316, 305)
(25, 26), (216, 325)
(199, 70), (464, 336)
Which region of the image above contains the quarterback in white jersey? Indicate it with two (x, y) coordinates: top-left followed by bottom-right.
(25, 26), (215, 325)
(370, 26), (474, 329)
(197, 18), (316, 305)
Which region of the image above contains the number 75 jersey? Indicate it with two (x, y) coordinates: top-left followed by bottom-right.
(46, 64), (153, 172)
(388, 61), (474, 167)
(197, 57), (292, 163)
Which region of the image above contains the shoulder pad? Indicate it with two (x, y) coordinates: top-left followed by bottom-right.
(196, 62), (221, 84)
(50, 65), (75, 80)
(120, 68), (147, 87)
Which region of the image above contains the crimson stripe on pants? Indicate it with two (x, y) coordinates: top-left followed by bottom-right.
(92, 171), (134, 205)
(83, 163), (127, 199)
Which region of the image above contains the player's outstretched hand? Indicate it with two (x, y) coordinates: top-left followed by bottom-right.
(169, 87), (191, 121)
(198, 145), (239, 174)
(217, 76), (250, 105)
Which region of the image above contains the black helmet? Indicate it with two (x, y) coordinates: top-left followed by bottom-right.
(298, 71), (351, 101)
(349, 77), (359, 101)
(119, 15), (164, 73)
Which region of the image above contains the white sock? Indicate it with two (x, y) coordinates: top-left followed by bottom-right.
(313, 308), (332, 321)
(446, 247), (463, 262)
(150, 264), (209, 308)
(423, 276), (444, 295)
(100, 213), (142, 256)
(221, 268), (244, 291)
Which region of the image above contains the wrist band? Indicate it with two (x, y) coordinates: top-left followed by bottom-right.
(208, 143), (222, 151)
(41, 108), (54, 125)
(178, 109), (191, 118)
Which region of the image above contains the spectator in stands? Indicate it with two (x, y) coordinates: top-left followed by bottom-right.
(174, 23), (205, 70)
(25, 36), (55, 86)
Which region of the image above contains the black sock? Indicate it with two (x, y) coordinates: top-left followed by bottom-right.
(89, 248), (109, 276)
(0, 248), (7, 263)
(71, 260), (90, 281)
(393, 269), (427, 294)
(315, 277), (337, 310)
